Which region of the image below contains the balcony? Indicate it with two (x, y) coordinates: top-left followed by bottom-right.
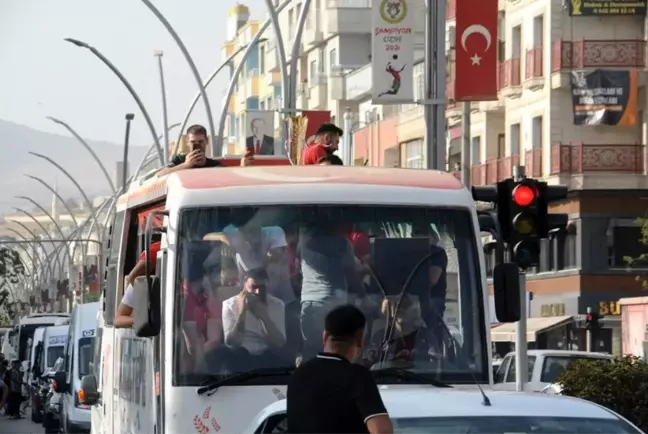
(264, 71), (280, 87)
(308, 74), (329, 109)
(265, 39), (280, 73)
(325, 0), (371, 35)
(525, 148), (543, 178)
(524, 47), (544, 90)
(345, 64), (371, 100)
(471, 155), (520, 185)
(499, 58), (522, 98)
(551, 40), (646, 88)
(303, 11), (325, 47)
(551, 143), (644, 175)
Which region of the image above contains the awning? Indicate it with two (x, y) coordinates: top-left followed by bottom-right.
(491, 315), (573, 343)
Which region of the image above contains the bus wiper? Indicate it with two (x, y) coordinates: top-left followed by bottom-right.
(370, 367), (452, 388)
(196, 366), (295, 396)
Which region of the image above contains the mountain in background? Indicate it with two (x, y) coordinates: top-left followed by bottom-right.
(0, 119), (148, 216)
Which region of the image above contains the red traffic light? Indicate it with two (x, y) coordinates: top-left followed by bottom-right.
(512, 184), (537, 207)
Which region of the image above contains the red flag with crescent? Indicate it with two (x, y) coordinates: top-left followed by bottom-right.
(455, 0), (498, 101)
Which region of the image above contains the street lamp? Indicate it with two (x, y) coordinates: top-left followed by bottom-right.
(263, 0), (289, 136)
(153, 50), (170, 165)
(123, 114), (135, 190)
(288, 0), (313, 119)
(217, 0), (291, 153)
(1, 236), (38, 295)
(11, 208), (66, 276)
(175, 40), (266, 153)
(27, 151), (102, 235)
(6, 225), (54, 291)
(46, 116), (116, 194)
(140, 0), (216, 148)
(63, 37), (164, 165)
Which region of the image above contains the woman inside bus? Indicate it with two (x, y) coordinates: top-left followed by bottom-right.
(114, 241), (161, 328)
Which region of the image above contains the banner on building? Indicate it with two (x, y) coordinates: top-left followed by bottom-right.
(244, 110), (276, 155)
(571, 69), (638, 126)
(455, 0), (499, 101)
(568, 0), (646, 16)
(371, 0), (414, 104)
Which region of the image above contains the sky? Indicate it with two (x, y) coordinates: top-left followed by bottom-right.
(0, 0), (266, 145)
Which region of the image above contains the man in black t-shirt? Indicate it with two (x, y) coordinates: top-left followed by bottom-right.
(287, 305), (393, 434)
(156, 124), (222, 176)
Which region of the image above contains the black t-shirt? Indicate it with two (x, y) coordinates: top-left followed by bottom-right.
(168, 154), (222, 168)
(287, 352), (388, 434)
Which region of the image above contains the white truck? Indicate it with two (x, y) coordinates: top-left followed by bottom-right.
(493, 349), (614, 392)
(78, 159), (529, 433)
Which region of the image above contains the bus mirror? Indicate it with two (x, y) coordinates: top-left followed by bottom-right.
(493, 263), (521, 322)
(132, 275), (161, 337)
(79, 375), (100, 406)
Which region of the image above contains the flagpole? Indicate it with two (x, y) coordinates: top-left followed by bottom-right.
(461, 102), (471, 186)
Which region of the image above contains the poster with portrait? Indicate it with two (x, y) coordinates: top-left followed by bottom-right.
(244, 110), (276, 155)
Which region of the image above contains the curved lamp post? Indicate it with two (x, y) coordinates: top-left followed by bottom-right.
(14, 198), (74, 261)
(140, 0), (216, 151)
(6, 225), (54, 289)
(1, 238), (37, 296)
(28, 152), (102, 235)
(288, 0), (313, 117)
(263, 0), (290, 137)
(217, 0), (291, 150)
(46, 116), (116, 194)
(10, 209), (65, 282)
(175, 42), (260, 152)
(63, 37), (164, 165)
(3, 231), (46, 296)
(133, 123), (180, 181)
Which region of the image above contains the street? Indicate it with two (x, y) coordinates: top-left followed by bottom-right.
(0, 416), (43, 434)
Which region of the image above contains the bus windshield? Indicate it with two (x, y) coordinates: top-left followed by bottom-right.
(173, 205), (487, 386)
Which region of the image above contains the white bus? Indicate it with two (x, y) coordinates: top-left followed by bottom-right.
(16, 313), (69, 363)
(81, 159), (521, 434)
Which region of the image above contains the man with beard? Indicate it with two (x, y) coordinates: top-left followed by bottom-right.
(221, 269), (287, 371)
(302, 123), (344, 165)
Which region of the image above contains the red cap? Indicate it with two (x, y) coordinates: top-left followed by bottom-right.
(139, 241), (161, 267)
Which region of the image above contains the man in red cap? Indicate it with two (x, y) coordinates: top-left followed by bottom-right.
(302, 123), (344, 165)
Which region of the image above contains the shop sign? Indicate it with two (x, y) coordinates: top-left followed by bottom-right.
(598, 301), (621, 316)
(541, 303), (566, 317)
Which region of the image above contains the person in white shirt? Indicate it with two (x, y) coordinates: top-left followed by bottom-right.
(221, 269), (287, 371)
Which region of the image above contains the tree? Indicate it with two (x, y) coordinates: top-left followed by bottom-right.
(0, 247), (26, 323)
(559, 356), (648, 431)
(623, 217), (648, 288)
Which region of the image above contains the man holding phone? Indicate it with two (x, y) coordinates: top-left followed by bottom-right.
(156, 124), (222, 176)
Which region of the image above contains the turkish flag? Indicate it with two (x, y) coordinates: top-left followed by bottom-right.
(455, 0), (499, 101)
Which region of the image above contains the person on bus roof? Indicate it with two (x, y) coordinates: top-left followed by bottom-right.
(115, 241), (161, 329)
(302, 123), (344, 165)
(221, 268), (287, 371)
(155, 125), (222, 176)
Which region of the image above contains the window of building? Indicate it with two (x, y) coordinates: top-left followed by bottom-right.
(260, 45), (266, 74)
(533, 15), (544, 48)
(471, 136), (481, 165)
(532, 116), (542, 149)
(310, 60), (318, 83)
(497, 133), (505, 158)
(403, 139), (425, 168)
(512, 25), (522, 58)
(612, 226), (648, 268)
(510, 123), (520, 156)
(329, 48), (337, 72)
(318, 48), (325, 73)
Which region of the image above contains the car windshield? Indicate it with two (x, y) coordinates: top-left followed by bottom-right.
(46, 346), (65, 369)
(173, 205), (487, 386)
(78, 337), (93, 380)
(394, 416), (640, 433)
(540, 356), (612, 383)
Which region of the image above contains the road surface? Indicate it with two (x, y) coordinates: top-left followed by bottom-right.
(0, 416), (43, 434)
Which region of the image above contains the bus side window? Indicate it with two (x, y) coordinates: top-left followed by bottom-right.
(105, 210), (126, 325)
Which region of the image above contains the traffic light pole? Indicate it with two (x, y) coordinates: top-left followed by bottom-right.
(515, 271), (528, 392)
(585, 306), (592, 352)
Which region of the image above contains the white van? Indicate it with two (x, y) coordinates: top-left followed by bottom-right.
(27, 327), (46, 383)
(56, 302), (99, 434)
(31, 325), (69, 423)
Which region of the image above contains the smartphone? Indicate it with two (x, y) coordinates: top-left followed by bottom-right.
(191, 142), (203, 152)
(245, 145), (255, 157)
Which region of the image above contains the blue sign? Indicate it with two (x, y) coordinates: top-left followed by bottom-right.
(48, 336), (67, 346)
(82, 329), (95, 338)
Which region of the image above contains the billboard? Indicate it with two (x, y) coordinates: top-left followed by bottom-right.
(371, 0), (414, 104)
(571, 69), (638, 126)
(244, 110), (276, 155)
(569, 0), (646, 16)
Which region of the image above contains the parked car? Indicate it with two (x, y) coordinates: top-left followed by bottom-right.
(243, 388), (643, 433)
(493, 350), (614, 392)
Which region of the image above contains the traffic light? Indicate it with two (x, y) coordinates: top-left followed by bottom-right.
(585, 312), (602, 330)
(536, 183), (569, 238)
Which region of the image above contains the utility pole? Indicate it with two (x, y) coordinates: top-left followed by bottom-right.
(424, 0), (447, 171)
(461, 102), (471, 185)
(513, 164), (528, 392)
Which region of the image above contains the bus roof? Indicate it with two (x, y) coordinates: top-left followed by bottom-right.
(118, 166), (463, 211)
(173, 166), (463, 191)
